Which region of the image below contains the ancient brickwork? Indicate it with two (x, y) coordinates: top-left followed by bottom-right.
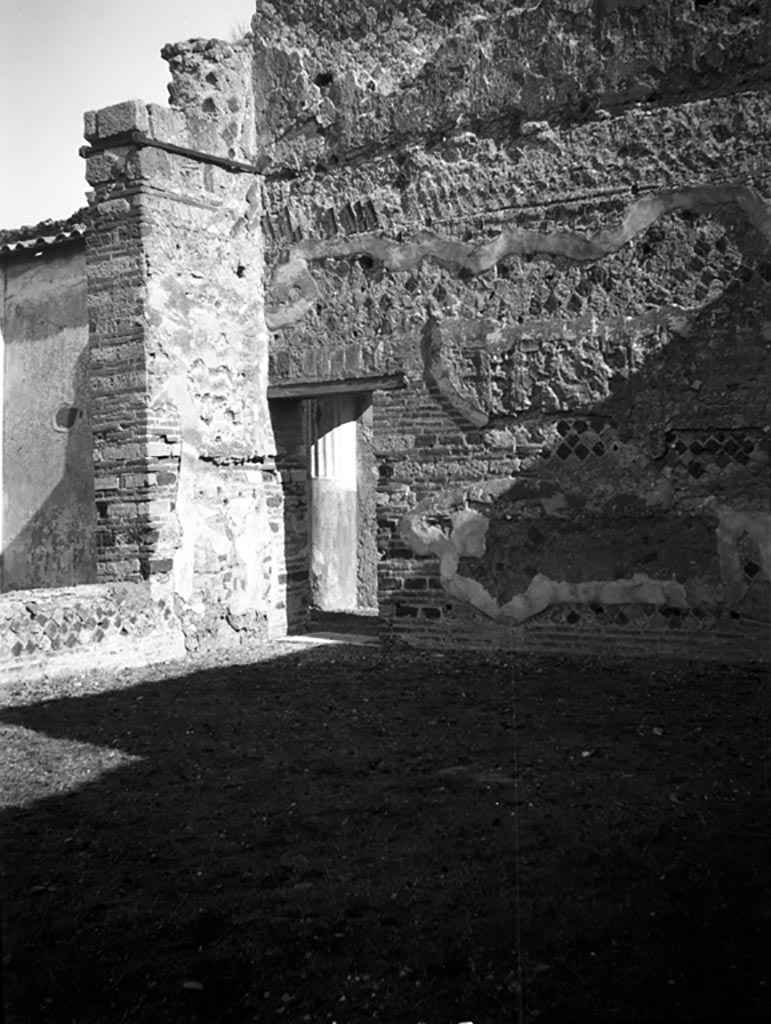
(81, 42), (284, 654)
(84, 136), (152, 585)
(269, 398), (312, 628)
(4, 1), (767, 672)
(258, 0), (771, 658)
(356, 399), (379, 610)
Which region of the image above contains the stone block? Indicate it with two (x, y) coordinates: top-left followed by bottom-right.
(83, 110), (98, 142)
(146, 103), (188, 146)
(146, 441), (176, 458)
(97, 99), (150, 139)
(94, 476), (120, 492)
(96, 198), (132, 220)
(134, 146), (171, 180)
(121, 472), (156, 490)
(85, 153), (119, 186)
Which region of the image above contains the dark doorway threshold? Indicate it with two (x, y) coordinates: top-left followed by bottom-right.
(281, 610), (387, 649)
(307, 608), (386, 638)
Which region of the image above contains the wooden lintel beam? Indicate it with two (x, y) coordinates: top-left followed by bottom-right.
(267, 372), (407, 400)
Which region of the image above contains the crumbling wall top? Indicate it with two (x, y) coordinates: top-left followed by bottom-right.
(82, 36), (257, 164)
(161, 37), (257, 160)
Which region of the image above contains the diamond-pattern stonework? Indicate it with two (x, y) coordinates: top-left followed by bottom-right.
(664, 429), (767, 479)
(0, 584), (183, 675)
(536, 602), (722, 633)
(541, 418), (618, 464)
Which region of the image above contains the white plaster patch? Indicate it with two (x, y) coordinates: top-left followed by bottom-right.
(714, 504), (771, 605)
(450, 509), (488, 558)
(401, 510), (691, 625)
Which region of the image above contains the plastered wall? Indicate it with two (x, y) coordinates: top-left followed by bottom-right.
(1, 242), (96, 592)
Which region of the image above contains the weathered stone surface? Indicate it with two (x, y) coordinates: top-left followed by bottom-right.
(0, 584), (183, 679)
(4, 0), (768, 668)
(161, 38), (257, 160)
(251, 0), (770, 171)
(87, 99), (150, 141)
(258, 0), (770, 655)
(81, 45), (283, 655)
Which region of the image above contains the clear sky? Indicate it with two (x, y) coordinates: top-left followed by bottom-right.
(0, 0), (258, 230)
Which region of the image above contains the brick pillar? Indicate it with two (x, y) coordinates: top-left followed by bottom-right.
(83, 98), (282, 650)
(84, 101), (153, 584)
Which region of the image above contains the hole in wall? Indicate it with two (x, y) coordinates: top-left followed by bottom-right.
(314, 72), (334, 88)
(54, 405), (80, 431)
(744, 560), (761, 581)
(236, 264), (246, 278)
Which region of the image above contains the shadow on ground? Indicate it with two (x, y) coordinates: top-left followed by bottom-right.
(1, 645), (769, 1023)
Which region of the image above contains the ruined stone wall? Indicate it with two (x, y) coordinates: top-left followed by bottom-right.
(253, 0), (770, 175)
(82, 36), (286, 655)
(7, 2), (765, 666)
(257, 0), (771, 658)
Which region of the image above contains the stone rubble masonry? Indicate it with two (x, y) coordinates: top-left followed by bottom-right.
(252, 0), (771, 176)
(259, 0), (771, 659)
(160, 38), (257, 163)
(0, 584), (185, 679)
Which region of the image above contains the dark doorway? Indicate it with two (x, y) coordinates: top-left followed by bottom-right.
(269, 387), (379, 633)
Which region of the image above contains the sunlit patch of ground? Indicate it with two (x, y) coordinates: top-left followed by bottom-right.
(0, 726), (142, 807)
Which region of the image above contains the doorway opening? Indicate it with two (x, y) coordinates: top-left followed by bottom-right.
(309, 392), (361, 610)
(269, 385), (380, 634)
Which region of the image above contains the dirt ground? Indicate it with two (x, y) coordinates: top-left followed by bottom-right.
(0, 641), (769, 1024)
